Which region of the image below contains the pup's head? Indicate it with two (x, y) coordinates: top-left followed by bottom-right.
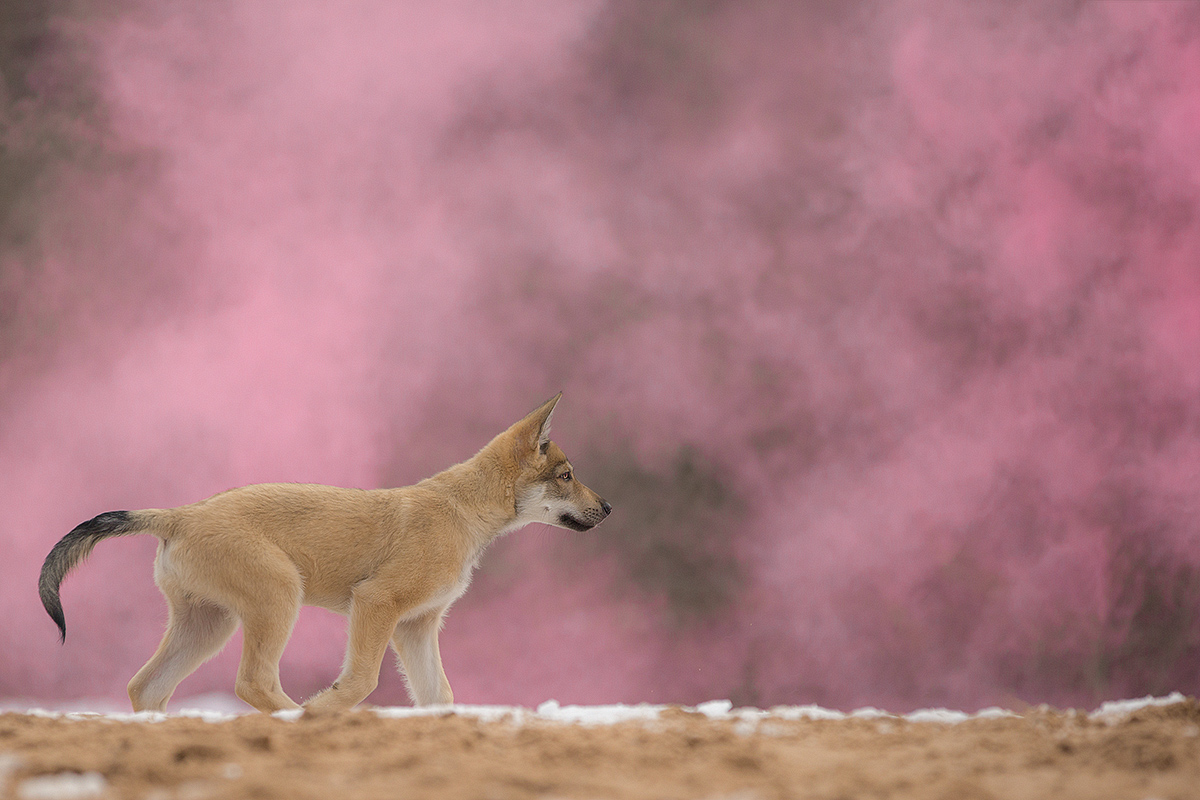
(508, 393), (611, 531)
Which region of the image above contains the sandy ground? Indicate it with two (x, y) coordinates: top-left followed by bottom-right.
(1, 699), (1198, 800)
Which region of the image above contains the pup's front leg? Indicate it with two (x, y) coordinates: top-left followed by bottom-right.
(392, 609), (453, 706)
(305, 593), (400, 712)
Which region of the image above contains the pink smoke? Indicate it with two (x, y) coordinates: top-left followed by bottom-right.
(2, 1), (1199, 713)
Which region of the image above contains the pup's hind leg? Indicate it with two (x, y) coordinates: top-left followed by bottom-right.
(391, 609), (453, 706)
(233, 588), (303, 713)
(127, 597), (237, 712)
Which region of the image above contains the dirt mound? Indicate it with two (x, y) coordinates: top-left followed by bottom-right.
(1, 701), (1198, 799)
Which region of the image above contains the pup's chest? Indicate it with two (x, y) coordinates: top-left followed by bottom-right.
(405, 553), (482, 618)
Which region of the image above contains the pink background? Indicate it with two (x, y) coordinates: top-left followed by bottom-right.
(2, 1), (1200, 712)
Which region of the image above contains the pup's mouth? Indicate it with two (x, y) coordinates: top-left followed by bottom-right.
(558, 501), (611, 532)
(558, 514), (595, 532)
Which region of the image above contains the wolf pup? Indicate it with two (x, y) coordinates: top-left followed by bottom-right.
(39, 394), (610, 713)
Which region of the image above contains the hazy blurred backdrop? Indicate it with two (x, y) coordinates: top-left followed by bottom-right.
(2, 0), (1199, 712)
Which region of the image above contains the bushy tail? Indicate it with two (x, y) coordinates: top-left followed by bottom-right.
(39, 511), (145, 642)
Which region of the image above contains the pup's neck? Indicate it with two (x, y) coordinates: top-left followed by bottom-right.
(432, 447), (527, 546)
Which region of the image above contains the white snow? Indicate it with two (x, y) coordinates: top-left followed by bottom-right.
(16, 771), (106, 800)
(974, 707), (1020, 720)
(1089, 692), (1188, 723)
(903, 709), (971, 724)
(270, 709), (304, 721)
(695, 699), (734, 717)
(1, 693), (1188, 727)
(761, 704), (846, 721)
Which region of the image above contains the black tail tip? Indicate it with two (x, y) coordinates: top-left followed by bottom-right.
(47, 606), (66, 643)
(40, 587), (67, 643)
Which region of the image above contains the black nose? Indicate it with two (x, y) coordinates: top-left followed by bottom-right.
(600, 500), (612, 516)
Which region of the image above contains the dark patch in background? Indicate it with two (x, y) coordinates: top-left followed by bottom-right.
(0, 0), (196, 390)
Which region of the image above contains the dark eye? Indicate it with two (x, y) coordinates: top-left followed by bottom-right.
(560, 471), (573, 482)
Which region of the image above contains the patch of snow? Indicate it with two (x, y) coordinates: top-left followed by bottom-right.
(765, 705), (846, 721)
(0, 697), (130, 715)
(1, 692), (248, 720)
(848, 707), (891, 720)
(696, 699), (734, 718)
(172, 708), (240, 723)
(1089, 692), (1188, 722)
(974, 707), (1019, 720)
(16, 709), (61, 719)
(535, 700), (665, 725)
(372, 703), (517, 723)
(77, 711), (167, 724)
(905, 709), (970, 724)
(171, 692), (252, 716)
(16, 771), (106, 800)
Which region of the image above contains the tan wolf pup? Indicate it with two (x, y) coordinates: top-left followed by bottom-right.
(39, 394), (610, 713)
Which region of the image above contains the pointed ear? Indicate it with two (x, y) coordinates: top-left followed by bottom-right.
(513, 392), (561, 455)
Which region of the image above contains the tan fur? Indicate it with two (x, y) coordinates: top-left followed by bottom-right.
(40, 395), (610, 713)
